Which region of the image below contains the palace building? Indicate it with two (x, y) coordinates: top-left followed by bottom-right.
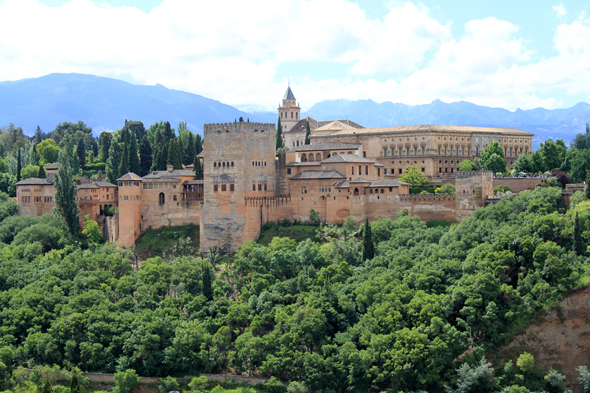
(16, 85), (534, 254)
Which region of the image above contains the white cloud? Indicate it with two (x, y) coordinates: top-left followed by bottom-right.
(553, 3), (566, 17)
(0, 0), (589, 113)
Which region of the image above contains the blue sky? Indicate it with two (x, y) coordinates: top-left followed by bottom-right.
(2, 0), (590, 111)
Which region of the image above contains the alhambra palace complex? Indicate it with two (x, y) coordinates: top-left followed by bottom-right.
(16, 87), (536, 254)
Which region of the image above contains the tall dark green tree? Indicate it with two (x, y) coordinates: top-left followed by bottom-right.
(16, 148), (21, 182)
(139, 137), (153, 176)
(42, 379), (52, 393)
(574, 211), (584, 255)
(195, 134), (203, 155)
(363, 217), (374, 261)
(38, 165), (46, 179)
(127, 120), (146, 142)
(106, 137), (122, 184)
(276, 117), (283, 151)
(585, 171), (590, 201)
(34, 126), (43, 146)
(304, 119), (311, 145)
(185, 132), (196, 165)
(159, 141), (169, 170)
(164, 121), (174, 141)
(194, 155), (203, 180)
(77, 137), (86, 168)
(203, 265), (213, 300)
(119, 143), (129, 177)
(128, 134), (141, 175)
(167, 139), (182, 169)
(177, 135), (185, 166)
(54, 135), (80, 236)
(70, 369), (85, 393)
(99, 132), (112, 162)
(90, 138), (99, 158)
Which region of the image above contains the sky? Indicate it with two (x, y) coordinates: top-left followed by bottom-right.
(0, 0), (589, 111)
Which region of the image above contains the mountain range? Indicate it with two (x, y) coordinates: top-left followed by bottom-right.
(1, 73), (589, 149)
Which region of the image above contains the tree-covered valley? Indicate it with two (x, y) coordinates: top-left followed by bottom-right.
(0, 184), (589, 392)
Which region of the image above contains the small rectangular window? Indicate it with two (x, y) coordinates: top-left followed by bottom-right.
(287, 168), (291, 174)
(221, 184), (227, 192)
(230, 184), (234, 191)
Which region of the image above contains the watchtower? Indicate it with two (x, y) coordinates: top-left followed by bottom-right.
(278, 85), (300, 132)
(200, 121), (277, 254)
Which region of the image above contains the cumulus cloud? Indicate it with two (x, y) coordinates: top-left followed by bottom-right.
(553, 3), (566, 17)
(0, 0), (589, 111)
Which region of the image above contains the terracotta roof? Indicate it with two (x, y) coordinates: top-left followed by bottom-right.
(368, 179), (410, 187)
(16, 178), (52, 186)
(95, 181), (117, 187)
(117, 172), (142, 181)
(293, 142), (361, 152)
(183, 179), (204, 185)
(290, 170), (346, 180)
(77, 183), (99, 189)
(321, 154), (377, 164)
(323, 124), (531, 136)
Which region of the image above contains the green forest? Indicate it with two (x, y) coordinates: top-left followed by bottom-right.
(0, 183), (590, 392)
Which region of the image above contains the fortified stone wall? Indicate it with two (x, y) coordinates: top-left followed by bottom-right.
(397, 194), (456, 222)
(140, 188), (201, 230)
(200, 122), (277, 254)
(492, 177), (544, 193)
(117, 183), (142, 247)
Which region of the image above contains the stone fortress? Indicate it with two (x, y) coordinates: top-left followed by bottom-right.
(16, 86), (534, 254)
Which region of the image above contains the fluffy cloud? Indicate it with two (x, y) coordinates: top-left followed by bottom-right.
(553, 3), (566, 17)
(0, 0), (589, 112)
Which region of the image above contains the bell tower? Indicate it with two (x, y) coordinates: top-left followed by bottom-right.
(278, 84), (300, 132)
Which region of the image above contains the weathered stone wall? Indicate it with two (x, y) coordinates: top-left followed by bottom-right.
(492, 177), (544, 193)
(16, 184), (55, 216)
(117, 183), (142, 247)
(200, 122), (277, 254)
(455, 171), (493, 222)
(140, 186), (201, 230)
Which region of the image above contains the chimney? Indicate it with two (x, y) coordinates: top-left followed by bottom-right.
(167, 165), (174, 172)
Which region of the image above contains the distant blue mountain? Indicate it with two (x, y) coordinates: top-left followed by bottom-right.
(303, 99), (590, 147)
(0, 73), (275, 136)
(1, 73), (589, 149)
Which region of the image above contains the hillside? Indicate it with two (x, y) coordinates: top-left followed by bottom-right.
(0, 73), (274, 136)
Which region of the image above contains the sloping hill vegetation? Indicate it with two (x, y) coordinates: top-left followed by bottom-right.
(0, 186), (588, 392)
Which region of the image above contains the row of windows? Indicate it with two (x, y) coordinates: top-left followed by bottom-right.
(384, 147), (426, 157)
(121, 195), (141, 200)
(280, 111), (299, 119)
(252, 183), (268, 191)
(319, 187), (332, 193)
(143, 183), (178, 189)
(120, 181), (140, 187)
(437, 146), (470, 156)
(252, 161), (267, 167)
(20, 196), (54, 203)
(214, 161), (234, 168)
(214, 184), (235, 192)
(383, 168), (426, 175)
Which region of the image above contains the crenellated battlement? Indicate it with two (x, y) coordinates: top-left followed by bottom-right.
(455, 170), (493, 178)
(399, 193), (456, 201)
(204, 122), (276, 134)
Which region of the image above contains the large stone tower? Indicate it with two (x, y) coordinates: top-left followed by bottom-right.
(200, 121), (277, 254)
(278, 85), (300, 132)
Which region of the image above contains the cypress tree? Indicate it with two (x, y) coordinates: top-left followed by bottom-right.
(194, 155), (203, 180)
(77, 137), (86, 168)
(105, 138), (122, 184)
(54, 135), (80, 236)
(574, 211), (584, 255)
(185, 132), (196, 165)
(195, 134), (203, 155)
(164, 121), (173, 141)
(91, 138), (99, 158)
(167, 139), (182, 169)
(139, 137), (153, 176)
(159, 141), (169, 170)
(128, 133), (141, 175)
(363, 217), (374, 261)
(177, 135), (185, 166)
(304, 119), (311, 145)
(99, 132), (112, 163)
(16, 148), (21, 182)
(203, 265), (213, 300)
(119, 143), (128, 177)
(585, 170), (590, 200)
(70, 369), (85, 393)
(42, 379), (52, 393)
(276, 117), (283, 151)
(34, 126), (43, 146)
(38, 165), (46, 179)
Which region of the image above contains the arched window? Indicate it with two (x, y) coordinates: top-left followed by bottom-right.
(231, 162), (234, 167)
(159, 193), (165, 204)
(296, 113), (298, 119)
(301, 153), (307, 162)
(354, 188), (359, 196)
(214, 162), (217, 167)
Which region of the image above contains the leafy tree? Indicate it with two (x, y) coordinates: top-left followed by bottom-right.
(113, 369), (139, 393)
(42, 379), (52, 393)
(571, 123), (590, 150)
(276, 117), (283, 151)
(578, 365), (590, 393)
(34, 126), (43, 146)
(99, 132), (112, 162)
(514, 153), (534, 174)
(493, 184), (511, 194)
(126, 120), (146, 142)
(304, 120), (311, 145)
(38, 165), (46, 179)
(0, 123), (27, 154)
(531, 150), (545, 173)
(194, 156), (203, 180)
(164, 121), (174, 141)
(448, 358), (495, 393)
(139, 137), (153, 176)
(52, 121), (92, 145)
(459, 160), (473, 171)
(480, 142), (506, 174)
(400, 166), (427, 186)
(0, 173), (16, 197)
(76, 137), (86, 168)
(70, 368), (86, 393)
(53, 135), (80, 236)
(168, 139), (182, 169)
(128, 134), (141, 175)
(157, 376), (180, 393)
(436, 183), (455, 194)
(82, 214), (103, 247)
(363, 217), (374, 261)
(36, 139), (60, 166)
(309, 208), (320, 225)
(21, 164), (39, 179)
(188, 376), (208, 391)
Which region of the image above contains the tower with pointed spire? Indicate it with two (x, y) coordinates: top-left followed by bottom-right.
(278, 83), (301, 132)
